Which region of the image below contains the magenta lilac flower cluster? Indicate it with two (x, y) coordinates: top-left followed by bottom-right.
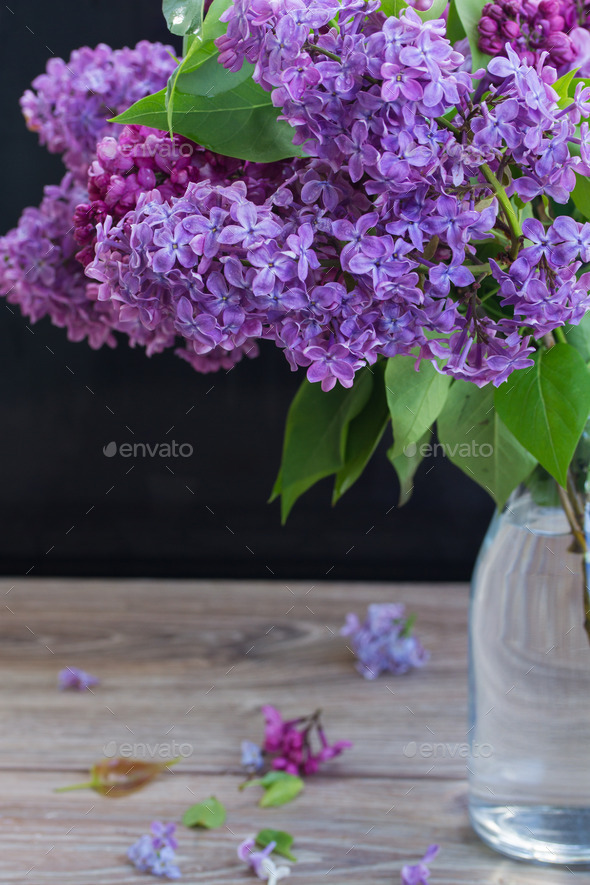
(262, 706), (351, 775)
(74, 125), (249, 267)
(127, 821), (181, 879)
(20, 41), (176, 180)
(478, 0), (590, 73)
(341, 603), (429, 679)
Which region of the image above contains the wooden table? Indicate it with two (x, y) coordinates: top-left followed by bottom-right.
(1, 579), (587, 884)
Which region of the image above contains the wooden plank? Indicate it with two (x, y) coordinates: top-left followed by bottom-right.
(1, 579), (589, 883)
(0, 772), (583, 884)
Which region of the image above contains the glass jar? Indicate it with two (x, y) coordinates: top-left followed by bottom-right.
(468, 480), (590, 864)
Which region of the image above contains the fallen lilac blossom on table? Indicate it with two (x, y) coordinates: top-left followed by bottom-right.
(401, 844), (439, 885)
(341, 604), (429, 680)
(58, 666), (99, 691)
(127, 821), (181, 879)
(241, 739), (265, 772)
(238, 836), (291, 883)
(262, 706), (351, 776)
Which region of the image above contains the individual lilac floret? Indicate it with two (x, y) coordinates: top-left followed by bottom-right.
(238, 837), (291, 882)
(262, 706), (351, 776)
(241, 740), (265, 772)
(401, 845), (439, 885)
(127, 821), (181, 879)
(341, 604), (429, 680)
(58, 666), (99, 691)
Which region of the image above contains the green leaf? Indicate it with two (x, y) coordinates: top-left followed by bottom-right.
(182, 796), (226, 829)
(385, 356), (450, 459)
(163, 0), (205, 36)
(332, 362), (390, 503)
(111, 76), (304, 163)
(446, 1), (467, 43)
(201, 0), (233, 42)
(242, 771), (304, 807)
(417, 0), (449, 21)
(255, 829), (297, 862)
(565, 312), (590, 364)
(553, 67), (580, 106)
(387, 428), (431, 507)
(571, 172), (590, 221)
(166, 0), (237, 133)
(453, 0), (492, 73)
(437, 382), (537, 507)
(380, 0), (406, 15)
(495, 344), (590, 487)
(272, 369), (374, 522)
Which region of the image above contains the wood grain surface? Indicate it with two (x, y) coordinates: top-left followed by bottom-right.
(0, 579), (587, 884)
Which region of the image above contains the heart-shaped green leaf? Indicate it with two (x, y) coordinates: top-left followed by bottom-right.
(333, 361), (390, 503)
(112, 75), (303, 163)
(271, 367), (373, 521)
(182, 796), (226, 829)
(385, 355), (450, 458)
(437, 381), (537, 507)
(387, 428), (431, 507)
(495, 343), (590, 487)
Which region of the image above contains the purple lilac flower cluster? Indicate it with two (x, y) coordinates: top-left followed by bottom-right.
(83, 1), (590, 388)
(341, 603), (429, 679)
(262, 706), (351, 775)
(21, 41), (176, 181)
(478, 0), (590, 73)
(0, 174), (122, 349)
(127, 821), (181, 879)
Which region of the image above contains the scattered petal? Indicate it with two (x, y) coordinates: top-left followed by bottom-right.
(58, 667), (99, 691)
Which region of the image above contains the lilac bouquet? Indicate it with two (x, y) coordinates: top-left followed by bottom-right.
(2, 0), (590, 546)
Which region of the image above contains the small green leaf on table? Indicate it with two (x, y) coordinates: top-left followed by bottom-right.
(255, 829), (297, 862)
(241, 771), (304, 807)
(182, 796), (226, 828)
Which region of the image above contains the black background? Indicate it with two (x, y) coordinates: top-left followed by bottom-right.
(0, 0), (493, 581)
